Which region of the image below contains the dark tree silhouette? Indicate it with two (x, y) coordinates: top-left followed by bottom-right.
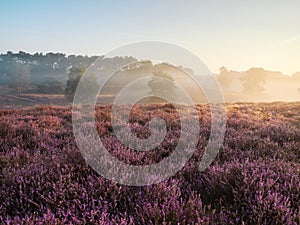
(65, 66), (99, 101)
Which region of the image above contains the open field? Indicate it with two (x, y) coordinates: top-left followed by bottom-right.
(0, 94), (67, 109)
(0, 102), (299, 224)
(0, 94), (117, 109)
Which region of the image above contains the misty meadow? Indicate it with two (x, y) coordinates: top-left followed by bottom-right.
(0, 51), (298, 224)
(1, 1), (300, 224)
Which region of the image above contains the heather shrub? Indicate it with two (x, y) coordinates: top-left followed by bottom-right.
(187, 160), (299, 225)
(0, 121), (15, 151)
(0, 103), (299, 224)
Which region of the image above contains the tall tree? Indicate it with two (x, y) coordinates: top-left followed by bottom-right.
(147, 70), (178, 103)
(8, 62), (30, 95)
(217, 66), (231, 89)
(65, 66), (99, 102)
(241, 68), (266, 95)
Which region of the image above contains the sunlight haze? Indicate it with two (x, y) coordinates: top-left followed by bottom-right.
(0, 0), (299, 74)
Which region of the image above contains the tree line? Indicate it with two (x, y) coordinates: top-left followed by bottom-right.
(0, 51), (135, 95)
(1, 51), (299, 101)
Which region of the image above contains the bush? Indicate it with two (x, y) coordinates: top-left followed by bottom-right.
(37, 80), (65, 94)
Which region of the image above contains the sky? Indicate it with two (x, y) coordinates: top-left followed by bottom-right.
(0, 0), (300, 75)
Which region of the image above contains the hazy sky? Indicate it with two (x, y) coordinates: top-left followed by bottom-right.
(1, 0), (299, 74)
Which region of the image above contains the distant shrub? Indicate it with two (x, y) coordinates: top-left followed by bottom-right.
(37, 79), (65, 94)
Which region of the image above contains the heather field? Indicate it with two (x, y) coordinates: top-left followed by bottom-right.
(0, 102), (299, 224)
